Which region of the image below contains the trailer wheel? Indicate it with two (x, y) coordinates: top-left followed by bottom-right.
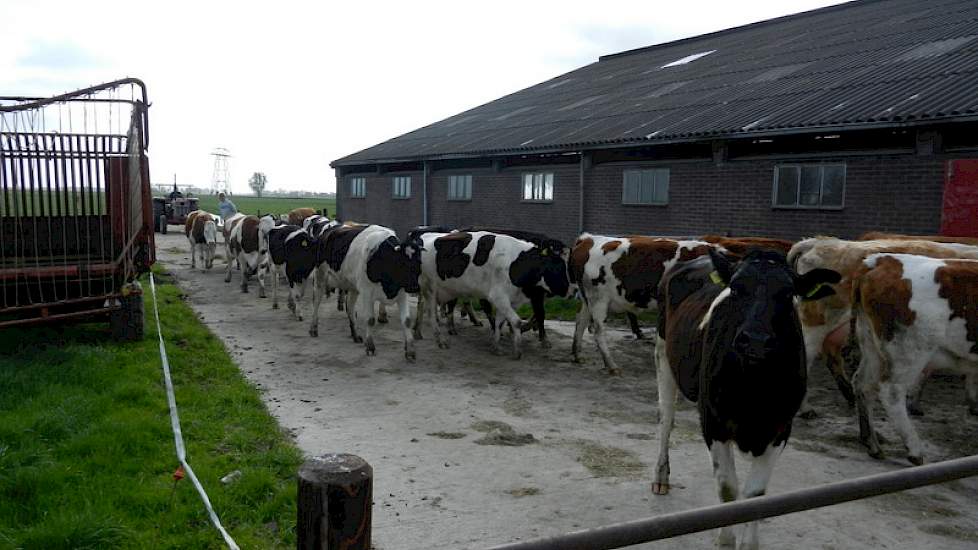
(111, 283), (145, 341)
(159, 214), (168, 235)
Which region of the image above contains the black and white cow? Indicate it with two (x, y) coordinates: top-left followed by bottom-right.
(406, 225), (482, 335)
(258, 222), (320, 319)
(418, 230), (571, 358)
(311, 224), (423, 360)
(458, 227), (570, 347)
(652, 249), (839, 549)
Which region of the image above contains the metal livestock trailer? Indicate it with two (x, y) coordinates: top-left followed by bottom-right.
(0, 79), (154, 339)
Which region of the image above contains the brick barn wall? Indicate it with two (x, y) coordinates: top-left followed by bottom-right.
(336, 170), (425, 239)
(584, 152), (977, 241)
(337, 150), (978, 243)
(427, 164), (582, 244)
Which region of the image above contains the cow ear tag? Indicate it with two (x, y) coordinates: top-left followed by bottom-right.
(541, 249), (549, 256)
(805, 282), (825, 298)
(709, 271), (725, 287)
(301, 240), (308, 248)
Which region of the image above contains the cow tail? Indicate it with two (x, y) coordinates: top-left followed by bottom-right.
(844, 276), (863, 380)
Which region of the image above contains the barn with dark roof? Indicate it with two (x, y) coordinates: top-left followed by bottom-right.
(331, 0), (978, 243)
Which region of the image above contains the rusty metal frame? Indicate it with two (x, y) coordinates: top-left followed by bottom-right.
(0, 79), (152, 329)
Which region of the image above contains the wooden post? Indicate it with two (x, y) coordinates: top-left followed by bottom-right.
(297, 454), (373, 550)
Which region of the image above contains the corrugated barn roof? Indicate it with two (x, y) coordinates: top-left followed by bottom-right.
(333, 0), (978, 166)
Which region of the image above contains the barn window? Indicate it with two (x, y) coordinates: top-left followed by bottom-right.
(392, 176), (412, 199)
(773, 164), (845, 209)
(349, 176), (366, 198)
(448, 174), (472, 201)
(522, 172), (554, 202)
(622, 168), (669, 205)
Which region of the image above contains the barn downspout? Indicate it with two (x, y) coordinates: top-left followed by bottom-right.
(578, 152), (585, 235)
(422, 160), (429, 226)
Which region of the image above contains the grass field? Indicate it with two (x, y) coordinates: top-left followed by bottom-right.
(0, 267), (302, 549)
(193, 196), (336, 219)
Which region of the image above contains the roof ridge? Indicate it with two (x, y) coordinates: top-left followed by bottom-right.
(598, 0), (879, 62)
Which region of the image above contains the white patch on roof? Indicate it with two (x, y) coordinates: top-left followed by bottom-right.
(643, 81), (689, 99)
(661, 50), (716, 68)
(748, 62), (811, 83)
(492, 106), (535, 121)
(741, 116), (770, 131)
(520, 139), (535, 146)
(558, 95), (604, 112)
(547, 78), (573, 89)
(876, 93), (923, 117)
(828, 101), (847, 112)
(645, 130), (662, 139)
(443, 115), (478, 128)
(895, 35), (975, 62)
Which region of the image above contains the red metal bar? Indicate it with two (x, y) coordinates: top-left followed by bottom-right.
(0, 293), (121, 313)
(0, 262), (117, 281)
(0, 306), (117, 328)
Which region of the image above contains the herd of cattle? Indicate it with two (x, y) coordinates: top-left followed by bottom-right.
(183, 207), (977, 549)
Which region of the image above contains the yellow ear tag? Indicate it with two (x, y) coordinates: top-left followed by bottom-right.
(301, 241), (308, 248)
(805, 282), (825, 298)
(709, 271), (725, 286)
(541, 249), (549, 256)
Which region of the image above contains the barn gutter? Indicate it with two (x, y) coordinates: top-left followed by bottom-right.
(486, 453), (978, 550)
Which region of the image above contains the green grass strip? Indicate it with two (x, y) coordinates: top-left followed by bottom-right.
(0, 266), (302, 549)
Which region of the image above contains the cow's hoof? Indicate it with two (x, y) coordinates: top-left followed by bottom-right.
(511, 351), (522, 360)
(716, 529), (737, 548)
(224, 277), (231, 283)
(259, 291), (266, 298)
(634, 330), (646, 340)
(970, 405), (978, 417)
(309, 328), (318, 337)
(606, 367), (623, 376)
(405, 350), (416, 362)
(866, 446), (885, 460)
(651, 482), (670, 495)
(378, 316), (389, 324)
(438, 341), (450, 350)
(272, 303), (279, 310)
(798, 409), (818, 420)
(365, 343), (376, 356)
(907, 404), (925, 417)
(907, 454), (924, 466)
(241, 287), (249, 294)
(353, 336), (363, 344)
(448, 328), (459, 336)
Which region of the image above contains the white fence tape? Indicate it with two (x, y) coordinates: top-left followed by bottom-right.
(149, 273), (240, 550)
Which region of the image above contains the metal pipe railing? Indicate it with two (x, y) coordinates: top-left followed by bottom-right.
(487, 454), (978, 550)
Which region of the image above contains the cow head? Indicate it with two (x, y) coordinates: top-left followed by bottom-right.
(707, 247), (841, 362)
(367, 236), (425, 299)
(536, 244), (572, 298)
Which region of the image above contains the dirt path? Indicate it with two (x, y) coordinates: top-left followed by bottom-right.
(155, 231), (978, 549)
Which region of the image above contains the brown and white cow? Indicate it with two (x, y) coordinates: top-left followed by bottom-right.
(224, 214), (268, 296)
(287, 207), (318, 227)
(570, 234), (794, 375)
(569, 234), (712, 374)
(222, 212), (246, 269)
(652, 248), (839, 548)
(184, 210), (218, 270)
(851, 253), (978, 464)
(788, 236), (978, 417)
(857, 231), (978, 246)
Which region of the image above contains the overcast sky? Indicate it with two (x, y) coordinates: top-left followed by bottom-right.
(0, 0), (846, 194)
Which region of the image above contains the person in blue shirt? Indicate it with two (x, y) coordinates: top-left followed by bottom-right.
(217, 192), (237, 220)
